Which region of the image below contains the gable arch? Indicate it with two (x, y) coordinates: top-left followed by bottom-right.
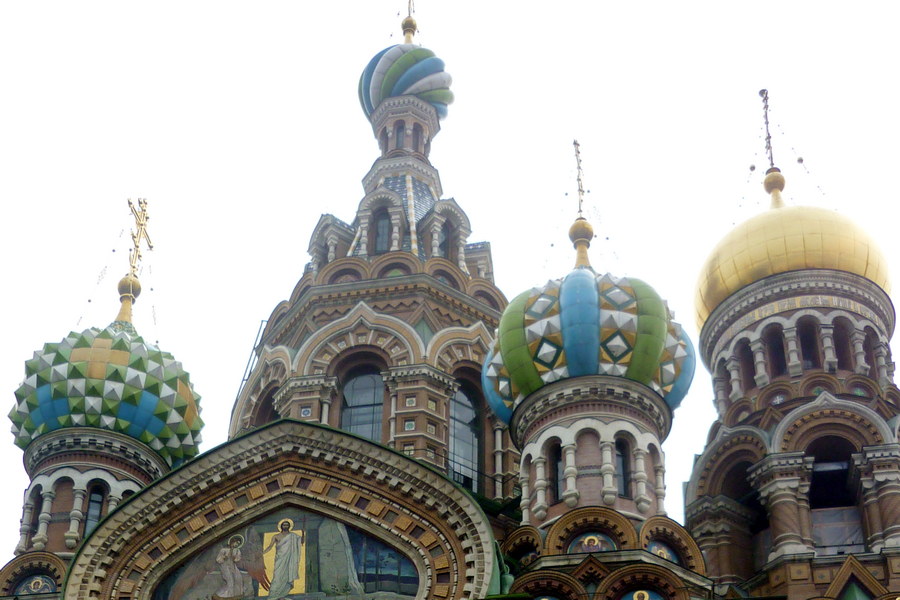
(231, 350), (292, 436)
(293, 302), (426, 375)
(544, 506), (639, 556)
(685, 426), (768, 501)
(638, 516), (706, 574)
(426, 321), (494, 371)
(775, 392), (894, 453)
(64, 420), (496, 600)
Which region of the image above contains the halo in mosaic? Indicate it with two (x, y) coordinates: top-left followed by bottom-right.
(482, 269), (694, 424)
(9, 321), (202, 467)
(359, 44), (454, 119)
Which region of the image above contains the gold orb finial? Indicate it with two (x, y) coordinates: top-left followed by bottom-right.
(764, 167), (786, 208)
(569, 218), (594, 268)
(402, 15), (417, 43)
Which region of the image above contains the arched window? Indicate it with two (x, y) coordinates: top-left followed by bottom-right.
(449, 385), (479, 492)
(720, 460), (769, 573)
(250, 388), (278, 428)
(863, 328), (879, 379)
(84, 484), (106, 535)
(763, 324), (788, 378)
(373, 209), (391, 255)
(798, 318), (822, 369)
(736, 340), (755, 391)
(379, 128), (389, 155)
(807, 436), (865, 554)
(393, 120), (405, 150)
(412, 123), (423, 154)
(834, 318), (854, 371)
(715, 359), (732, 400)
(615, 439), (631, 498)
(547, 442), (564, 504)
(437, 221), (452, 260)
(340, 368), (385, 442)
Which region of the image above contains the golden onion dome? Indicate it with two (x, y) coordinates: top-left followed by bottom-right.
(695, 169), (891, 329)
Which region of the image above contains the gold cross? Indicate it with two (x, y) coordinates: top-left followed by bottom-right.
(573, 139), (585, 218)
(127, 198), (153, 278)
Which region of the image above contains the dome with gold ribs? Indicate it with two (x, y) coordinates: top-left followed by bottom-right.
(695, 169), (891, 329)
(482, 219), (695, 424)
(359, 16), (453, 120)
(9, 276), (203, 467)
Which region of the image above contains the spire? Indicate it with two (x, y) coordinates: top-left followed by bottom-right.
(402, 0), (417, 43)
(759, 89), (786, 209)
(115, 198), (153, 323)
(569, 139), (594, 268)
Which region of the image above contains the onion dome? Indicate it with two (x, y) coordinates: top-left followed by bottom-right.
(358, 16), (454, 120)
(9, 275), (203, 467)
(482, 218), (695, 424)
(695, 168), (891, 329)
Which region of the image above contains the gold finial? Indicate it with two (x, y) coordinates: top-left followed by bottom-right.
(115, 198), (153, 323)
(759, 90), (786, 208)
(402, 0), (417, 43)
(569, 139), (593, 268)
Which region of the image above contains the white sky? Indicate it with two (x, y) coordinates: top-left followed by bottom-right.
(1, 1), (900, 566)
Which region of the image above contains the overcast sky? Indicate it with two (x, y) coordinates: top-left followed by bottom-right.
(1, 1), (899, 566)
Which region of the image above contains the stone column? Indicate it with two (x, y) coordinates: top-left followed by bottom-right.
(713, 376), (729, 415)
(751, 339), (770, 387)
(107, 494), (122, 512)
(431, 224), (441, 257)
(633, 448), (651, 514)
(31, 490), (55, 551)
(851, 330), (870, 375)
(493, 423), (505, 499)
(358, 224), (369, 258)
(820, 325), (838, 372)
(519, 470), (531, 526)
(532, 457), (549, 520)
(784, 328), (803, 376)
(457, 240), (467, 273)
(326, 234), (338, 263)
(15, 500), (36, 555)
(861, 483), (885, 552)
(654, 464), (667, 515)
(750, 454), (811, 560)
(65, 487), (87, 549)
(875, 344), (890, 388)
(600, 441), (617, 505)
(562, 443), (580, 507)
(726, 357), (743, 401)
(390, 214), (401, 251)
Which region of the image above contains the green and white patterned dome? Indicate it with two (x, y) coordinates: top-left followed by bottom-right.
(9, 276), (203, 467)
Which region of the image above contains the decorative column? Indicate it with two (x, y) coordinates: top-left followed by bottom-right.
(457, 240), (467, 273)
(713, 376), (729, 415)
(358, 223), (369, 258)
(749, 453), (812, 560)
(65, 488), (87, 549)
(875, 343), (890, 388)
(784, 327), (803, 376)
(851, 330), (870, 375)
(532, 457), (549, 520)
(15, 499), (36, 555)
(751, 339), (770, 387)
(326, 234), (338, 263)
(431, 224), (441, 257)
(633, 448), (651, 514)
(493, 423), (505, 499)
(31, 490), (55, 551)
(107, 494), (122, 512)
(857, 445), (900, 548)
(600, 441), (617, 505)
(725, 357), (743, 401)
(820, 325), (838, 372)
(390, 213), (401, 251)
(654, 464), (667, 515)
(562, 443), (579, 507)
(519, 470), (531, 526)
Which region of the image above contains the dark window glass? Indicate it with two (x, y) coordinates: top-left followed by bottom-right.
(549, 444), (564, 503)
(341, 372), (384, 442)
(374, 212), (391, 254)
(449, 388), (479, 492)
(437, 222), (451, 258)
(84, 488), (105, 534)
(615, 440), (631, 498)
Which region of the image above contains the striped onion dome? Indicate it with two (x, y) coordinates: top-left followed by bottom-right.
(359, 17), (453, 119)
(482, 218), (695, 424)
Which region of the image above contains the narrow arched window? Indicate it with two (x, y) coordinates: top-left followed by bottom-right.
(615, 439), (631, 498)
(798, 318), (822, 369)
(373, 209), (391, 254)
(548, 443), (564, 503)
(394, 121), (405, 150)
(412, 124), (423, 154)
(763, 324), (788, 378)
(437, 221), (452, 259)
(736, 340), (755, 391)
(864, 329), (878, 379)
(84, 485), (106, 535)
(449, 386), (479, 492)
(834, 319), (854, 371)
(340, 369), (384, 442)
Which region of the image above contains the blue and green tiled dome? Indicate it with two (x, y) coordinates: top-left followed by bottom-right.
(482, 219), (695, 424)
(359, 17), (454, 120)
(9, 277), (203, 467)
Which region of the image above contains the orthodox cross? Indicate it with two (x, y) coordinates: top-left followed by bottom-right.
(127, 198), (153, 278)
(759, 89), (775, 169)
(573, 139), (586, 218)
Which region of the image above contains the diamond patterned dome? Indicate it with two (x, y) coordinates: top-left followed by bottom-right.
(9, 320), (202, 467)
(482, 268), (695, 424)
